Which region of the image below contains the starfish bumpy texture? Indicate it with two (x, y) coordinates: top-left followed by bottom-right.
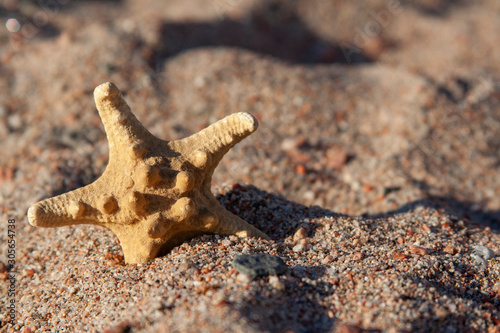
(28, 82), (269, 264)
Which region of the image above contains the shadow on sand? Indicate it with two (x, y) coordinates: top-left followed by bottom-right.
(216, 184), (498, 332)
(149, 0), (373, 69)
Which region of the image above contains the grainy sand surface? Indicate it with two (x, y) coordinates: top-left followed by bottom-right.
(0, 1), (499, 332)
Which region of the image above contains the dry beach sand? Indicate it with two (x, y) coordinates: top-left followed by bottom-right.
(0, 0), (500, 332)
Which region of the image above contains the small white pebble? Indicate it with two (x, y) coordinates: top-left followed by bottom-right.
(236, 273), (253, 283)
(473, 245), (496, 260)
(8, 114), (22, 130)
(326, 266), (337, 275)
(269, 275), (286, 291)
(193, 76), (206, 88)
(281, 138), (298, 151)
(303, 191), (315, 201)
(293, 244), (305, 253)
(211, 293), (227, 305)
(322, 255), (333, 265)
(177, 261), (190, 273)
(472, 254), (487, 269)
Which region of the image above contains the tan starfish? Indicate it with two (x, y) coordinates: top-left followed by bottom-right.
(28, 82), (269, 264)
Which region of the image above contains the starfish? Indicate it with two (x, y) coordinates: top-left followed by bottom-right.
(28, 82), (269, 264)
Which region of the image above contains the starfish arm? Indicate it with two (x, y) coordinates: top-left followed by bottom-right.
(171, 112), (258, 171)
(94, 82), (157, 160)
(198, 195), (270, 240)
(28, 184), (102, 228)
(111, 224), (165, 264)
(213, 204), (270, 240)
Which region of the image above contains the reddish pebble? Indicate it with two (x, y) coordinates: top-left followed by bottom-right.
(364, 36), (387, 60)
(1, 52), (13, 64)
(410, 245), (429, 255)
(442, 223), (453, 231)
(435, 306), (447, 319)
(422, 224), (431, 232)
(25, 269), (35, 278)
(232, 183), (245, 191)
(295, 164), (307, 175)
(397, 237), (404, 244)
(326, 147), (348, 169)
(393, 252), (408, 260)
(444, 244), (458, 255)
(293, 227), (308, 241)
(0, 167), (14, 182)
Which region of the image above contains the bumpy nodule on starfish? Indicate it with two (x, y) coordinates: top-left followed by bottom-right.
(27, 82), (269, 264)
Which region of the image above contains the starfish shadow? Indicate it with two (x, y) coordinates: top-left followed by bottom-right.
(216, 184), (341, 241)
(214, 185), (339, 331)
(372, 195), (500, 231)
(216, 184), (499, 332)
(148, 0), (373, 70)
(369, 172), (500, 231)
(402, 0), (468, 17)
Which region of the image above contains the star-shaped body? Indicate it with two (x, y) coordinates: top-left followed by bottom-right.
(28, 82), (269, 264)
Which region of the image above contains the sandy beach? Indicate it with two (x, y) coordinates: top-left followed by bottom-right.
(0, 0), (499, 332)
